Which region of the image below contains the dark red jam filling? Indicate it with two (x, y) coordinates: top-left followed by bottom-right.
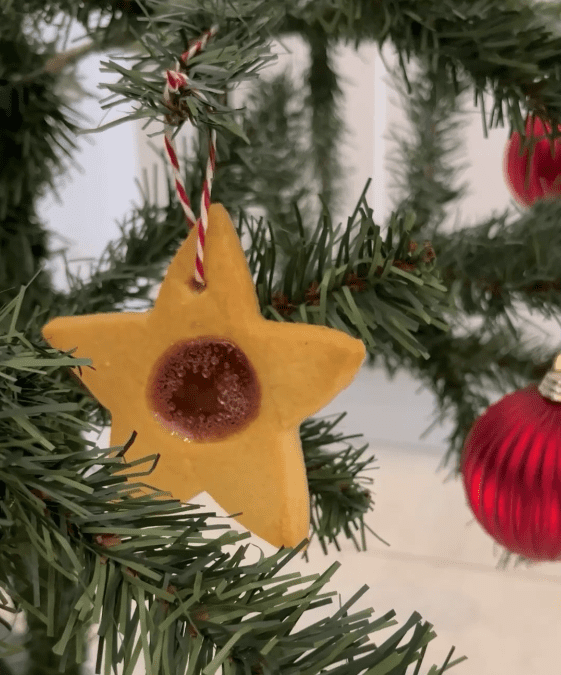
(146, 337), (261, 441)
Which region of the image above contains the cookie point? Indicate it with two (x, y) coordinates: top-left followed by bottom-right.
(41, 317), (62, 343)
(208, 202), (229, 220)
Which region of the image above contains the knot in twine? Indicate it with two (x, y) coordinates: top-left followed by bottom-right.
(163, 24), (218, 289)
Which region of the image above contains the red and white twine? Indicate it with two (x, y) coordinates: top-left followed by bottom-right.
(163, 25), (218, 287)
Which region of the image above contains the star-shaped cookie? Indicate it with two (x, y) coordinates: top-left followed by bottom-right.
(42, 204), (366, 548)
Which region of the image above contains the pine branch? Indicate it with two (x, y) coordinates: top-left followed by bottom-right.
(86, 0), (284, 140)
(247, 190), (451, 362)
(27, 43), (95, 79)
(371, 315), (556, 478)
(0, 43), (79, 216)
(301, 413), (389, 555)
(303, 23), (345, 213)
(0, 291), (465, 674)
(210, 72), (317, 233)
(16, 0), (561, 144)
(387, 60), (469, 237)
(381, 48), (561, 483)
(286, 0), (561, 138)
(0, 12), (101, 675)
(17, 30), (144, 83)
(433, 200), (561, 322)
(394, 200), (561, 471)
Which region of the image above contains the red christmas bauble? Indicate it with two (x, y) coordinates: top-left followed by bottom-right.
(504, 115), (561, 207)
(461, 383), (561, 560)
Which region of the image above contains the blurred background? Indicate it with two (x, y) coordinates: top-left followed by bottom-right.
(36, 31), (561, 675)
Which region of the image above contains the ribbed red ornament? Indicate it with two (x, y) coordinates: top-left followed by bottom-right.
(504, 114), (561, 207)
(461, 383), (561, 560)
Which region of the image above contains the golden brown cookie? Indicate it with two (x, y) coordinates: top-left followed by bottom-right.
(42, 204), (366, 548)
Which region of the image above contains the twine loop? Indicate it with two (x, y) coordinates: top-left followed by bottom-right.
(163, 25), (219, 289)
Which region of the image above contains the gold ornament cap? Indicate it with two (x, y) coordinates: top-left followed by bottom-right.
(538, 353), (561, 402)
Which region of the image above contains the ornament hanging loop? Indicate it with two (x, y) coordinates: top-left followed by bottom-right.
(538, 353), (561, 402)
(163, 24), (219, 290)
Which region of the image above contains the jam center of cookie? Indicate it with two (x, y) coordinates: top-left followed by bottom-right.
(146, 337), (261, 441)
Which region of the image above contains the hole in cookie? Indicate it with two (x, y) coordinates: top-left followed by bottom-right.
(188, 277), (206, 293)
(146, 336), (261, 441)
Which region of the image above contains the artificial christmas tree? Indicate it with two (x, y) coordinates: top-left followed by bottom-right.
(5, 1), (561, 674)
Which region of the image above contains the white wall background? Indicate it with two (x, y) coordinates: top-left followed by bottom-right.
(26, 21), (561, 675)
